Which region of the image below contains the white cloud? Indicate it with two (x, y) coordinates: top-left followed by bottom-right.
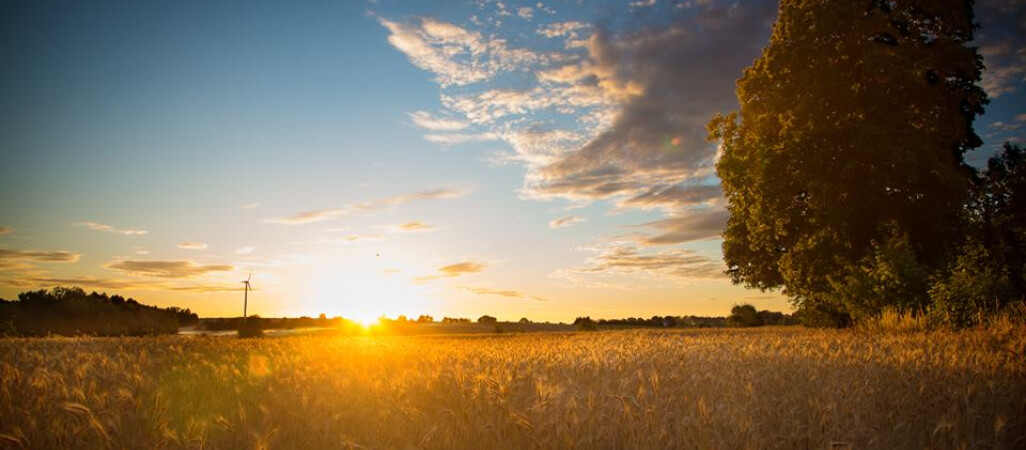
(178, 242), (208, 250)
(407, 111), (469, 131)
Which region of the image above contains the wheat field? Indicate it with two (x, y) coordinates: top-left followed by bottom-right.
(1, 327), (1024, 449)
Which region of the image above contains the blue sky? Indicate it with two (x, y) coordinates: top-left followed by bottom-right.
(1, 0), (1023, 321)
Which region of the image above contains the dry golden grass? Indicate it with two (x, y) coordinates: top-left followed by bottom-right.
(1, 327), (1024, 449)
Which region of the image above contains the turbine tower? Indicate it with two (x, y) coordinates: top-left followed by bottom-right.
(241, 272), (253, 318)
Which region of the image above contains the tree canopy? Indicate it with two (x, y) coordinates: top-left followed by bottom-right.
(708, 0), (989, 322)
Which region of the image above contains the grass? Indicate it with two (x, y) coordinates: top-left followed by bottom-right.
(1, 327), (1024, 449)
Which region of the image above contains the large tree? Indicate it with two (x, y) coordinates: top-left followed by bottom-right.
(708, 0), (987, 319)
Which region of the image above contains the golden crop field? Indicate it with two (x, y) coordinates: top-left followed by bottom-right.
(1, 327), (1024, 449)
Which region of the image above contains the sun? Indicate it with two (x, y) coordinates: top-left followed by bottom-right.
(306, 260), (428, 323)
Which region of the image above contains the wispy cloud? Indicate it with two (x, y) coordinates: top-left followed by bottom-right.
(263, 208), (348, 225)
(631, 208), (727, 245)
(104, 259), (234, 279)
(457, 285), (548, 302)
(178, 242), (208, 250)
(414, 261), (487, 283)
(0, 226), (12, 236)
(423, 132), (500, 145)
(0, 248), (81, 269)
(317, 234), (383, 245)
(408, 111), (469, 131)
(975, 1), (1026, 98)
(378, 17), (545, 87)
(264, 187), (472, 225)
(549, 215), (586, 229)
(235, 246), (256, 255)
(0, 275), (240, 293)
(74, 222), (148, 236)
(384, 221), (440, 233)
(572, 242), (726, 281)
(349, 187), (472, 213)
(240, 202), (261, 209)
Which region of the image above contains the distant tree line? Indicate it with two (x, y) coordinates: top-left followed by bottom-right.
(571, 310), (796, 331)
(201, 314), (354, 331)
(0, 286), (197, 336)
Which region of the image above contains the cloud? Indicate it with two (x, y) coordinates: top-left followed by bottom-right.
(573, 243), (725, 280)
(0, 226), (11, 236)
(74, 222), (148, 236)
(549, 216), (586, 229)
(457, 285), (549, 302)
(262, 208), (347, 225)
(629, 0), (657, 8)
(422, 132), (500, 145)
(537, 21), (590, 39)
(632, 208), (727, 245)
(240, 202), (261, 209)
(104, 259), (234, 279)
(350, 187), (472, 212)
(408, 111), (469, 131)
(378, 17), (544, 87)
(517, 7), (534, 20)
(414, 261), (487, 283)
(0, 275), (239, 293)
(976, 1), (1026, 98)
(0, 248), (80, 264)
(528, 4), (777, 206)
(178, 242), (208, 250)
(386, 221), (440, 233)
(235, 247), (256, 255)
(265, 187), (472, 225)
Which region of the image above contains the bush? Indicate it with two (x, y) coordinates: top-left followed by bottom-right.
(237, 316), (264, 338)
(929, 241), (1014, 328)
(727, 304), (763, 327)
(795, 301), (852, 328)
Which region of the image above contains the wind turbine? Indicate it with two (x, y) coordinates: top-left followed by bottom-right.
(241, 271), (253, 318)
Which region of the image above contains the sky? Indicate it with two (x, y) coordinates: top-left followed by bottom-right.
(1, 0), (1024, 323)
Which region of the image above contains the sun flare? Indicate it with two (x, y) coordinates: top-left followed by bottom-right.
(306, 261), (429, 323)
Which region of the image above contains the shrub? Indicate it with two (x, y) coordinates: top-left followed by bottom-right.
(237, 316), (264, 338)
(727, 304), (762, 327)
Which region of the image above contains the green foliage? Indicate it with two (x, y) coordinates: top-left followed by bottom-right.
(709, 0), (986, 320)
(727, 304), (763, 327)
(929, 241), (1014, 327)
(795, 301), (852, 329)
(0, 287), (190, 336)
(826, 227), (930, 320)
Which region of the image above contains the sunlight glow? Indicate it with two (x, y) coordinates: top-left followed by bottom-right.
(306, 259), (429, 323)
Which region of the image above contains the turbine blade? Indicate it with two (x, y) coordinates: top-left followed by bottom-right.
(247, 271), (253, 282)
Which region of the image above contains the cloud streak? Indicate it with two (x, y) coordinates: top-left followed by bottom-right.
(74, 222), (148, 236)
(573, 243), (726, 281)
(458, 285), (549, 302)
(0, 248), (81, 263)
(264, 187), (472, 225)
(104, 259), (234, 279)
(178, 242), (208, 250)
(414, 261), (487, 283)
(549, 216), (586, 229)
